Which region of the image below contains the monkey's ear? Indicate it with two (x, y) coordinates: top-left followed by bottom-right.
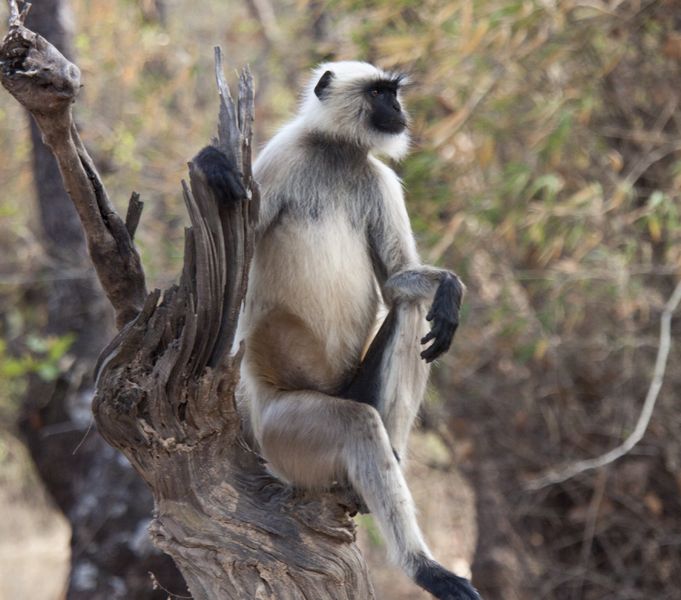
(314, 70), (335, 99)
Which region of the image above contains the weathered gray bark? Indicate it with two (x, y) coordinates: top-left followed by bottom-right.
(1, 3), (374, 598)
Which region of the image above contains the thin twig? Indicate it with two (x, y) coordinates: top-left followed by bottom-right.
(619, 94), (680, 186)
(622, 141), (681, 188)
(572, 470), (608, 600)
(149, 571), (192, 599)
(526, 279), (681, 490)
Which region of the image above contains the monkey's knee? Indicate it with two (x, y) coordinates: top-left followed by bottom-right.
(257, 402), (341, 488)
(259, 434), (341, 489)
(258, 396), (387, 490)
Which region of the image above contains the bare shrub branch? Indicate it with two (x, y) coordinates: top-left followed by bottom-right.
(1, 0), (146, 328)
(527, 279), (681, 490)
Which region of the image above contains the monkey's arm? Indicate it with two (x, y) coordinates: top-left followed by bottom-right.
(383, 266), (463, 363)
(194, 145), (290, 239)
(369, 184), (464, 363)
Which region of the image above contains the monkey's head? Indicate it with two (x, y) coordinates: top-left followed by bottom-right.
(299, 61), (411, 160)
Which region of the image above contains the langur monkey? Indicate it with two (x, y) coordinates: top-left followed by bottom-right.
(195, 61), (480, 600)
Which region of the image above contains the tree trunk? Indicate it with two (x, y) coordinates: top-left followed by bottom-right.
(1, 4), (374, 598)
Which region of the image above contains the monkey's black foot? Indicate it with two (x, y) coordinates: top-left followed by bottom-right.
(193, 145), (246, 203)
(421, 273), (464, 363)
(413, 554), (481, 600)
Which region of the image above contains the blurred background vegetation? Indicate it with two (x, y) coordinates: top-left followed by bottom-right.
(1, 0), (680, 598)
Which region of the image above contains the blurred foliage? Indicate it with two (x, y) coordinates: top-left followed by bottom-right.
(1, 0), (681, 598)
(0, 334), (73, 383)
(322, 1), (681, 598)
(0, 334), (73, 421)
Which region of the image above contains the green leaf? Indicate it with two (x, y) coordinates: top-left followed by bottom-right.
(36, 363), (60, 382)
(0, 359), (30, 379)
(26, 335), (49, 354)
(47, 334), (75, 362)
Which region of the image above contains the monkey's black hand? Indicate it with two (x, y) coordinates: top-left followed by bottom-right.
(420, 273), (463, 363)
(193, 145), (247, 203)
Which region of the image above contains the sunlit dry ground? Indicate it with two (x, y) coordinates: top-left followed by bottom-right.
(0, 433), (70, 600)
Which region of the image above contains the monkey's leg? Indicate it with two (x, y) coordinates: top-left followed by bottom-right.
(256, 390), (480, 600)
(342, 301), (429, 458)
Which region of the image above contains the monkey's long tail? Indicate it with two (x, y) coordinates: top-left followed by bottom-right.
(346, 434), (481, 600)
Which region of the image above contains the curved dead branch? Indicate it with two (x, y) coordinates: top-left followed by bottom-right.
(526, 279), (681, 490)
(1, 1), (146, 328)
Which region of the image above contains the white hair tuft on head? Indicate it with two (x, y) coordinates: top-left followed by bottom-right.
(294, 61), (411, 161)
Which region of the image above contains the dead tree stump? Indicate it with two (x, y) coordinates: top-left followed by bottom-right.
(1, 3), (375, 597)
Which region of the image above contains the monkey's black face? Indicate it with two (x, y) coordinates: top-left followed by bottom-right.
(366, 80), (407, 135)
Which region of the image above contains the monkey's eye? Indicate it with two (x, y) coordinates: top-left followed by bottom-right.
(370, 89), (380, 97)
